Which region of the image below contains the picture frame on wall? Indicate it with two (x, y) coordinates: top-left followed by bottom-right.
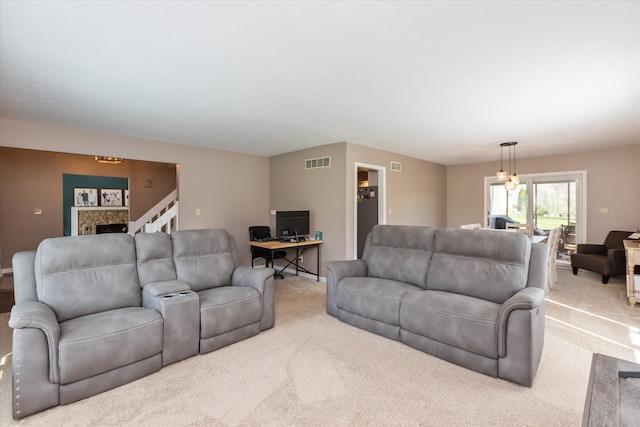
(100, 189), (123, 207)
(73, 188), (98, 207)
(124, 189), (129, 207)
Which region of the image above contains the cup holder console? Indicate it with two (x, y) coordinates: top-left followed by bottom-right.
(162, 290), (195, 299)
(156, 289), (199, 365)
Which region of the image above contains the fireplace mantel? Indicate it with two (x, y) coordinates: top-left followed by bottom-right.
(71, 206), (129, 236)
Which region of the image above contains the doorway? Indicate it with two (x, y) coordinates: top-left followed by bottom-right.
(532, 179), (578, 257)
(354, 162), (387, 259)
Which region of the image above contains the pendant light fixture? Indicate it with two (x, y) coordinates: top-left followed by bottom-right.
(497, 142), (519, 190)
(496, 143), (507, 181)
(95, 156), (124, 164)
(510, 142), (520, 186)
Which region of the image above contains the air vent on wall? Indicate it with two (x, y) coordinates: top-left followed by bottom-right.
(305, 156), (331, 169)
(390, 161), (402, 172)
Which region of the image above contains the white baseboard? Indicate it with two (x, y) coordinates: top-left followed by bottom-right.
(1, 268), (12, 276)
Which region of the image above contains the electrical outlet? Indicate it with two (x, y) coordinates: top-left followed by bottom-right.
(298, 255), (303, 263)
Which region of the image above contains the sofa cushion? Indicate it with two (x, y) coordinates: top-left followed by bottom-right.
(337, 277), (420, 325)
(171, 229), (236, 291)
(35, 234), (141, 322)
(363, 225), (435, 289)
(400, 290), (501, 358)
(135, 232), (177, 285)
(58, 307), (163, 384)
(198, 286), (262, 338)
(427, 228), (531, 304)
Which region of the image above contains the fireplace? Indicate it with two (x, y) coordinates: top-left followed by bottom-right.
(71, 206), (129, 236)
(96, 223), (128, 234)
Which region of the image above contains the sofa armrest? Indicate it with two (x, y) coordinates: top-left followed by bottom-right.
(608, 248), (628, 275)
(231, 266), (274, 293)
(576, 243), (606, 255)
(325, 260), (368, 316)
(326, 260), (368, 282)
(9, 301), (61, 383)
(497, 287), (545, 358)
(231, 266), (275, 330)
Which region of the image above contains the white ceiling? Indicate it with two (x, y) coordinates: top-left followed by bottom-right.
(1, 1), (638, 165)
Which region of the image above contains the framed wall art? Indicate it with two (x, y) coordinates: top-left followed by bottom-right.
(73, 188), (98, 207)
(100, 189), (123, 207)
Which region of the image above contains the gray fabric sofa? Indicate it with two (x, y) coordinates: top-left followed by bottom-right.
(326, 225), (547, 387)
(8, 228), (274, 419)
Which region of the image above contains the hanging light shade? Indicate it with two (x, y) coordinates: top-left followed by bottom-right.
(504, 177), (517, 190)
(510, 142), (520, 185)
(496, 143), (507, 181)
(497, 142), (519, 190)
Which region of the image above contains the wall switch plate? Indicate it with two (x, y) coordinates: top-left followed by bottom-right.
(195, 208), (201, 216)
(34, 208), (43, 215)
(599, 207), (609, 214)
(270, 210), (276, 215)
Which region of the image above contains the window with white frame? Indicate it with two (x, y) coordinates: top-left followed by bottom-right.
(484, 171), (587, 252)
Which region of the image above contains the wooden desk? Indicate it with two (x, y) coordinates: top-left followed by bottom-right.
(249, 239), (324, 281)
(623, 240), (639, 307)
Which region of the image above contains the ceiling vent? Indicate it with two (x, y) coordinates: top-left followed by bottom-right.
(305, 156), (331, 169)
(390, 161), (402, 172)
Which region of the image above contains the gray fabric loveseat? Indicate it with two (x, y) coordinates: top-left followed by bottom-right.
(8, 228), (274, 419)
(326, 225), (547, 387)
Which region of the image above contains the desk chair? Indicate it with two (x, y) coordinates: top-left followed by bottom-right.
(249, 226), (286, 278)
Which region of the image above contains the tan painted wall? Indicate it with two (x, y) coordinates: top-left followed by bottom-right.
(270, 142), (447, 276)
(269, 142), (348, 277)
(347, 143), (447, 224)
(346, 143), (447, 257)
(0, 118), (270, 269)
(6, 118), (633, 275)
(446, 144), (640, 243)
(0, 147), (177, 269)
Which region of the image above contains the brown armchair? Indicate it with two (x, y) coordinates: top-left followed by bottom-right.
(571, 230), (634, 284)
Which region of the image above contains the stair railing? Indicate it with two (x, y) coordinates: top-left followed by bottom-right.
(128, 189), (179, 235)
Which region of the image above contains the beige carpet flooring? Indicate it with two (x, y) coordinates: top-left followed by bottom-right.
(1, 267), (639, 426)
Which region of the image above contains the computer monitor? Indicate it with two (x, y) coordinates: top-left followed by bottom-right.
(275, 210), (310, 239)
